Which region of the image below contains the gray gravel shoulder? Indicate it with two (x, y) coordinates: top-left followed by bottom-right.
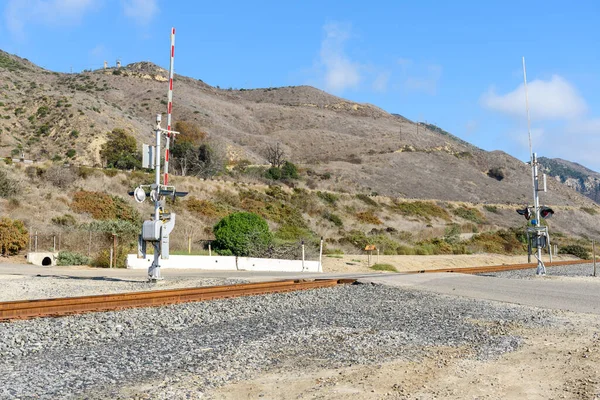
(478, 263), (600, 280)
(0, 275), (248, 301)
(0, 282), (565, 399)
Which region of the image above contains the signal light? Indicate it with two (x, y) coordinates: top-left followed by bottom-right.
(517, 207), (531, 220)
(540, 206), (554, 219)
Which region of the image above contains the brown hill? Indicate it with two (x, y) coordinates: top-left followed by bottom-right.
(0, 50), (595, 208)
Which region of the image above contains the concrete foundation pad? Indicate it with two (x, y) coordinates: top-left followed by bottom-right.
(126, 255), (321, 273)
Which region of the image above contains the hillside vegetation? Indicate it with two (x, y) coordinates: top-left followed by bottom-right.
(1, 50), (600, 264)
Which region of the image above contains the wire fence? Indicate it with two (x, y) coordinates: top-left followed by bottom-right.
(27, 228), (322, 267)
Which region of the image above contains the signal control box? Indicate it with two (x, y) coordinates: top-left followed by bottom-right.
(142, 220), (161, 241)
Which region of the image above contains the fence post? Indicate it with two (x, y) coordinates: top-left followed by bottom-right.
(319, 237), (323, 273)
(208, 243), (212, 257)
(113, 234), (117, 268)
(188, 235), (191, 254)
(88, 231), (92, 257)
(53, 235), (56, 252)
(301, 240), (305, 271)
(109, 247), (113, 269)
(34, 231), (38, 252)
(377, 248), (380, 264)
(593, 240), (596, 277)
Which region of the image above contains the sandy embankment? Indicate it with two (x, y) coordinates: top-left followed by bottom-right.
(322, 253), (578, 273)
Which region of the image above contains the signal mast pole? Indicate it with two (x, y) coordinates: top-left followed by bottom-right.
(523, 57), (545, 275)
(132, 27), (187, 282)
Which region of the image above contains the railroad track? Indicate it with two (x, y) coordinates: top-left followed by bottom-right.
(0, 260), (591, 322)
(0, 279), (355, 322)
(408, 259), (592, 274)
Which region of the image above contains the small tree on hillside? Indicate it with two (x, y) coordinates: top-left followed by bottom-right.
(265, 142), (285, 168)
(100, 128), (141, 170)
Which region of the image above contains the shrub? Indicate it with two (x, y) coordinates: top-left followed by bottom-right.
(265, 166), (282, 180)
(483, 205), (499, 213)
(51, 214), (77, 227)
(393, 201), (450, 221)
(323, 211), (343, 227)
(487, 167), (505, 181)
(453, 206), (485, 224)
(559, 244), (589, 259)
(281, 161), (299, 179)
(396, 245), (415, 255)
(71, 191), (139, 223)
(0, 217), (28, 256)
(0, 168), (19, 198)
(44, 165), (77, 189)
(355, 193), (378, 207)
(356, 210), (382, 225)
(186, 197), (229, 219)
(213, 212), (272, 256)
(66, 149), (76, 158)
(370, 263), (398, 272)
(317, 191), (338, 205)
(581, 207), (598, 215)
(57, 251), (91, 266)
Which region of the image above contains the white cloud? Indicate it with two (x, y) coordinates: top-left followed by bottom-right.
(122, 0), (158, 25)
(319, 22), (361, 92)
(4, 0), (99, 38)
(372, 71), (390, 93)
(567, 118), (600, 135)
(481, 75), (587, 120)
(404, 64), (442, 95)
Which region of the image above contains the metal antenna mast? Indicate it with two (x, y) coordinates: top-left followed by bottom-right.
(522, 57), (551, 275)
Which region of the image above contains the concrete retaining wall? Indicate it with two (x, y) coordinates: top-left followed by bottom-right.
(126, 255), (321, 272)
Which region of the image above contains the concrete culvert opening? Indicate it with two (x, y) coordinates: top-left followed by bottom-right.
(42, 257), (52, 266)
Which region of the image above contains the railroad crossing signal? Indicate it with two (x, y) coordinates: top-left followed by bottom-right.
(517, 206), (554, 221)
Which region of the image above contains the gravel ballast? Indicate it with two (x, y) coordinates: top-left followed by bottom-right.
(0, 275), (248, 302)
(0, 283), (560, 399)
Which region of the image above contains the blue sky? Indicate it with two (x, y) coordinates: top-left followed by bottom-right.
(2, 0), (600, 170)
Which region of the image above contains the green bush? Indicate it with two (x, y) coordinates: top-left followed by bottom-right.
(453, 206), (485, 224)
(0, 217), (28, 256)
(370, 263), (398, 272)
(51, 214), (77, 227)
(393, 201), (450, 221)
(100, 128), (141, 170)
(317, 191), (338, 205)
(281, 161), (299, 179)
(0, 168), (19, 198)
(323, 211), (343, 227)
(484, 205), (499, 213)
(213, 212), (272, 256)
(57, 251), (91, 266)
(559, 244), (589, 259)
(265, 166), (282, 180)
(355, 193), (378, 207)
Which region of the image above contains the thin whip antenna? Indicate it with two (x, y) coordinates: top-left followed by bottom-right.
(522, 57), (533, 162)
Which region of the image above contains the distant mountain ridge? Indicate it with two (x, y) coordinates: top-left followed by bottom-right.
(538, 157), (600, 203)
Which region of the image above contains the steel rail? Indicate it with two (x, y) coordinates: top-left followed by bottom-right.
(407, 259), (592, 274)
(0, 279), (355, 321)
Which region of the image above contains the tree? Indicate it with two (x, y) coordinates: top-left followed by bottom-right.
(213, 212), (272, 256)
(0, 217), (28, 256)
(281, 161), (299, 179)
(265, 142), (285, 168)
(100, 128), (141, 170)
